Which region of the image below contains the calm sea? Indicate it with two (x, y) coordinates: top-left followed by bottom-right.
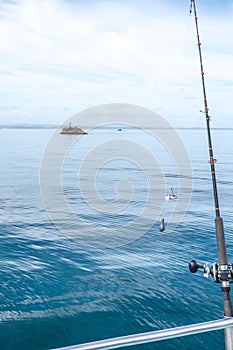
(0, 126), (233, 350)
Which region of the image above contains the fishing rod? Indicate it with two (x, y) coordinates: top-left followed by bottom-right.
(188, 0), (233, 347)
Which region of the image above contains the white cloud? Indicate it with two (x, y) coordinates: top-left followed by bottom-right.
(0, 0), (232, 127)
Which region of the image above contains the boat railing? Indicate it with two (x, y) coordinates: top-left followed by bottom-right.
(52, 317), (233, 350)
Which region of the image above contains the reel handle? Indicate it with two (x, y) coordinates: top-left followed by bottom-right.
(189, 260), (204, 273)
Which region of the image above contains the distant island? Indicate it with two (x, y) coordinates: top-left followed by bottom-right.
(60, 122), (87, 135)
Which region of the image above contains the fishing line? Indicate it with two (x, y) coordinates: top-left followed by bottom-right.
(178, 3), (202, 118)
(180, 87), (201, 111)
(159, 187), (177, 232)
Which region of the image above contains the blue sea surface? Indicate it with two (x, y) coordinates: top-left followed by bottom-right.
(0, 127), (233, 350)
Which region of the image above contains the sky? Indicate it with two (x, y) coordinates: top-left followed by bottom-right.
(0, 0), (233, 128)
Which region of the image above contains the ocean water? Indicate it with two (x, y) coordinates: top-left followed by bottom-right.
(0, 126), (233, 350)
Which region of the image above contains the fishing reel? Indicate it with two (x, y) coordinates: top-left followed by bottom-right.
(189, 260), (233, 283)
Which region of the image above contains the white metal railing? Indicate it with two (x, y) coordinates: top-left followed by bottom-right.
(52, 317), (233, 350)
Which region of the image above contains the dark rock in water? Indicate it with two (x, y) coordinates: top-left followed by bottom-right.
(60, 126), (87, 135)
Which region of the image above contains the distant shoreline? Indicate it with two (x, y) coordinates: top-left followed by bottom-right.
(0, 124), (233, 131)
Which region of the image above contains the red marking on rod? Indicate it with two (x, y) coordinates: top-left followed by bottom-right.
(210, 156), (215, 165)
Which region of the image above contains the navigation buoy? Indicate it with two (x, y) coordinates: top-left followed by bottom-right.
(160, 218), (165, 232)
